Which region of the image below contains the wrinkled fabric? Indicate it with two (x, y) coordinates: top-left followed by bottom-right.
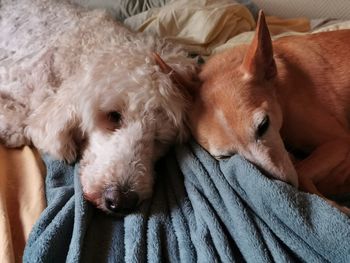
(124, 0), (256, 55)
(24, 142), (350, 262)
(72, 0), (173, 21)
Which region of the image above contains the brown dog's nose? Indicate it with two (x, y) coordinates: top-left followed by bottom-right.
(104, 187), (139, 214)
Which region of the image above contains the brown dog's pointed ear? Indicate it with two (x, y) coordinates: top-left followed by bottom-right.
(152, 52), (199, 98)
(242, 10), (276, 80)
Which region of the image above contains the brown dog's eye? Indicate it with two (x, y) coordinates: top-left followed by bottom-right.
(256, 115), (269, 138)
(216, 155), (231, 160)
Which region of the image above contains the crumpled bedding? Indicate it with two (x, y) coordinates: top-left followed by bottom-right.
(124, 0), (311, 55)
(2, 0), (350, 261)
(24, 142), (350, 262)
(124, 0), (256, 55)
(72, 0), (174, 21)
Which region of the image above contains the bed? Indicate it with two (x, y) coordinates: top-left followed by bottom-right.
(2, 0), (350, 262)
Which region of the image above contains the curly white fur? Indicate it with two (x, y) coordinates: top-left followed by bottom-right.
(0, 0), (197, 213)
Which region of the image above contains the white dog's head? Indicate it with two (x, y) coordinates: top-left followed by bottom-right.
(26, 38), (198, 214)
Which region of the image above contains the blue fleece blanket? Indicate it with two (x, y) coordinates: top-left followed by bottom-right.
(23, 141), (350, 262)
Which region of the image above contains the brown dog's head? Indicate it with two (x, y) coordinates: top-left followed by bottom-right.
(189, 11), (298, 187)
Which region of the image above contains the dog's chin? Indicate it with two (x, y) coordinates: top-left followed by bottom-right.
(82, 191), (100, 206)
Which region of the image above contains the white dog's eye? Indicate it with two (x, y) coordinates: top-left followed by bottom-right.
(107, 111), (121, 122)
(106, 111), (122, 130)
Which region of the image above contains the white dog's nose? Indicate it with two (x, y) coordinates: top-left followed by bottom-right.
(104, 186), (139, 214)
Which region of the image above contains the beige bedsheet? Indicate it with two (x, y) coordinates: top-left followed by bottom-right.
(124, 0), (256, 55)
(0, 146), (46, 263)
(214, 19), (350, 54)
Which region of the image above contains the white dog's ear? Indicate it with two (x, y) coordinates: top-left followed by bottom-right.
(152, 52), (200, 98)
(25, 92), (83, 163)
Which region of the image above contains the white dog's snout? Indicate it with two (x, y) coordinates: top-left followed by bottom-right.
(103, 185), (140, 214)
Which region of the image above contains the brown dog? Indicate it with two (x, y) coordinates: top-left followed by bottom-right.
(188, 11), (350, 214)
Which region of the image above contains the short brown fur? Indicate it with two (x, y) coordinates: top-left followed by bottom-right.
(189, 11), (350, 214)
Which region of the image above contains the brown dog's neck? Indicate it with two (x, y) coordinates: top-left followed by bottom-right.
(271, 32), (350, 152)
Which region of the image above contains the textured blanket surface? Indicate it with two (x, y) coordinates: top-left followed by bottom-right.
(24, 142), (350, 262)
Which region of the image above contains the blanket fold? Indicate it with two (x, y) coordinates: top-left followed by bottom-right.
(24, 142), (350, 262)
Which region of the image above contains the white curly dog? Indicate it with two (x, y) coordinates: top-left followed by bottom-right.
(0, 0), (197, 214)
